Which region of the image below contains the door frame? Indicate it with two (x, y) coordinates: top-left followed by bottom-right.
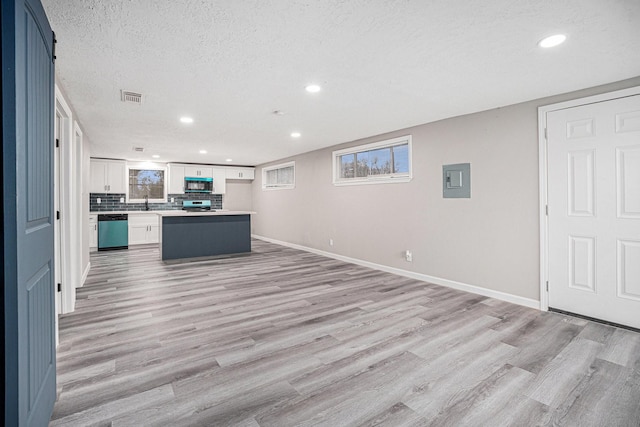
(537, 86), (640, 311)
(73, 121), (84, 287)
(54, 85), (76, 313)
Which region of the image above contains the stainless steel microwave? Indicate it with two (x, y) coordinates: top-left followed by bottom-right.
(184, 177), (213, 193)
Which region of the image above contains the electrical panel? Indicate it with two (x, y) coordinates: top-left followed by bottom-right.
(443, 163), (471, 198)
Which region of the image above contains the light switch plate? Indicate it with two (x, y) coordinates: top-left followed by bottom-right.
(443, 163), (471, 198)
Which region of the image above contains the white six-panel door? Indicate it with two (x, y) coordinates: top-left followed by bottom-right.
(547, 94), (640, 329)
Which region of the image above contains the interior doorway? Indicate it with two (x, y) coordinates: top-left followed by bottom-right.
(540, 87), (640, 330)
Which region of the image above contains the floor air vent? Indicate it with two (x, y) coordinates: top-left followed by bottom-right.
(121, 90), (143, 105)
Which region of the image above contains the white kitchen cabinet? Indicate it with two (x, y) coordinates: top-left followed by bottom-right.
(212, 168), (226, 194)
(225, 167), (255, 180)
(128, 214), (159, 245)
(184, 165), (213, 178)
(90, 159), (126, 193)
(168, 164), (185, 194)
(89, 215), (98, 250)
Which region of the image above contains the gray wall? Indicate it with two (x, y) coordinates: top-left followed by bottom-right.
(224, 181), (253, 211)
(251, 76), (640, 302)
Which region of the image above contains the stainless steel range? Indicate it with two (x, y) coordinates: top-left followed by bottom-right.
(182, 200), (213, 212)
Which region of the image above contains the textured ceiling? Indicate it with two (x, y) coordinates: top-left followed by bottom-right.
(42, 0), (640, 166)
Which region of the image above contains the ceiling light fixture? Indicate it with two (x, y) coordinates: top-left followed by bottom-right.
(291, 132), (301, 138)
(180, 116), (194, 124)
(199, 150), (207, 154)
(151, 154), (160, 159)
(226, 158), (233, 162)
(305, 84), (321, 93)
(538, 34), (567, 48)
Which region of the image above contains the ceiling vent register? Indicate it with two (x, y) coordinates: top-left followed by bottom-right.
(132, 147), (145, 152)
(121, 90), (143, 105)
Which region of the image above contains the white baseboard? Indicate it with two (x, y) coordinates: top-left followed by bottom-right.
(81, 261), (91, 287)
(252, 234), (541, 310)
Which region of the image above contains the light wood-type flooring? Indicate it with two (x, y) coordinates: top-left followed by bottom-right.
(51, 240), (640, 426)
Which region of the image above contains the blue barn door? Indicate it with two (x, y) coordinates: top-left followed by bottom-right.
(2, 0), (57, 425)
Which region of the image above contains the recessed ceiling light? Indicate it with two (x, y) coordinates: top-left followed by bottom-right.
(273, 110), (285, 116)
(538, 34), (567, 48)
(199, 150), (207, 154)
(291, 132), (301, 138)
(151, 154), (160, 159)
(305, 84), (321, 93)
(226, 158), (233, 162)
(180, 116), (194, 124)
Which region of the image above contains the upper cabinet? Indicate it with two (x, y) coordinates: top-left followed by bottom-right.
(90, 159), (126, 193)
(225, 167), (255, 180)
(184, 166), (213, 178)
(168, 164), (185, 194)
(168, 164), (228, 194)
(93, 161), (256, 196)
(212, 168), (226, 194)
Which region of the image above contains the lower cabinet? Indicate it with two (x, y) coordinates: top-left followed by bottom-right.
(89, 215), (98, 251)
(128, 214), (159, 245)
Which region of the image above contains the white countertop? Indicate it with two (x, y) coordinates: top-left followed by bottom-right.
(158, 210), (255, 217)
(90, 210), (255, 216)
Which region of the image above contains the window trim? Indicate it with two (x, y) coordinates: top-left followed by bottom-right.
(332, 135), (412, 186)
(262, 161), (295, 190)
(126, 163), (168, 203)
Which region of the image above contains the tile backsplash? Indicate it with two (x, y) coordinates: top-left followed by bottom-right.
(90, 193), (223, 212)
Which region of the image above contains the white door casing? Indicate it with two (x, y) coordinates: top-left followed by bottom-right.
(55, 85), (77, 314)
(54, 111), (62, 345)
(543, 91), (640, 329)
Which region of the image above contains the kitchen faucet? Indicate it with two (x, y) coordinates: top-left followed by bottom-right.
(144, 194), (149, 211)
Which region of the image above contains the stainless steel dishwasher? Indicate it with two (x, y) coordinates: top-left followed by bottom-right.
(97, 214), (128, 251)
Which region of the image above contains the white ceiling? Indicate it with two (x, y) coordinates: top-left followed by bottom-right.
(42, 0), (640, 166)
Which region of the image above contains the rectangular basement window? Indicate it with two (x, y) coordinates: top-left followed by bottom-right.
(333, 135), (412, 185)
(262, 161), (295, 190)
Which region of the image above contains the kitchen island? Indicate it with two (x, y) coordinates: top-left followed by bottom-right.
(158, 210), (255, 261)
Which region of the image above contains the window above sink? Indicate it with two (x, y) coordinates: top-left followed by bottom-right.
(127, 163), (167, 203)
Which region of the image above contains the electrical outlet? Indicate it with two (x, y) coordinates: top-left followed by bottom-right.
(405, 250), (413, 262)
(329, 239), (334, 246)
(120, 197), (124, 203)
(96, 197), (101, 204)
(171, 197), (175, 203)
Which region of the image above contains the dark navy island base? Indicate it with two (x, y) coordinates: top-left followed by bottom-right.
(160, 214), (251, 261)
